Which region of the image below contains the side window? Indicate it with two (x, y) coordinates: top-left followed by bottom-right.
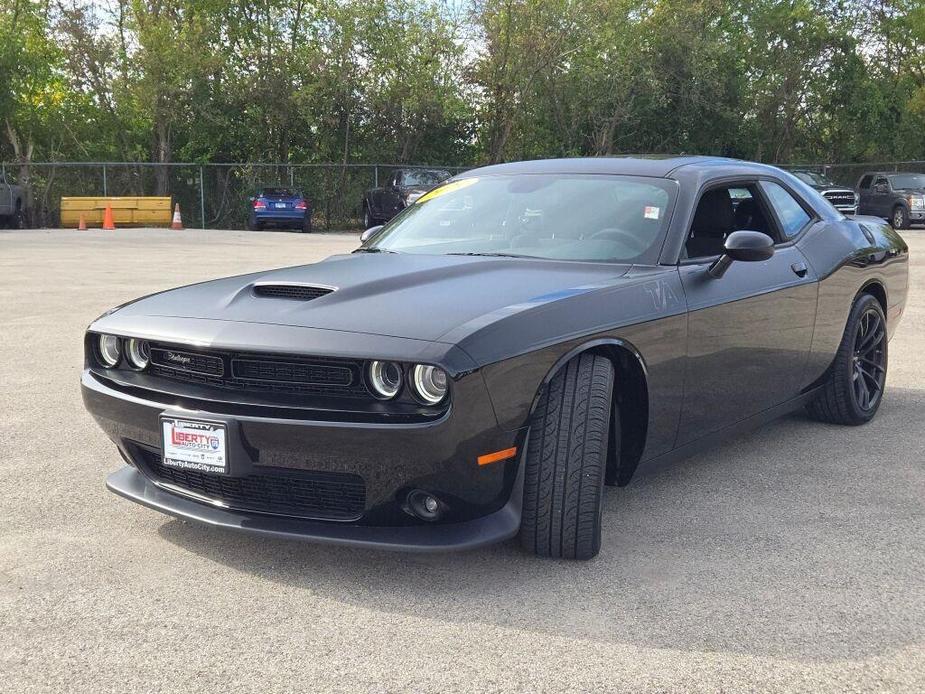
(858, 175), (872, 189)
(873, 176), (888, 190)
(759, 181), (812, 239)
(684, 182), (776, 259)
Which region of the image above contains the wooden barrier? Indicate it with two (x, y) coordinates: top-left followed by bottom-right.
(60, 197), (173, 227)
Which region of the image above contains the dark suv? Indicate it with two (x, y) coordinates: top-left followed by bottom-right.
(362, 168), (451, 228)
(790, 170), (858, 215)
(856, 172), (925, 229)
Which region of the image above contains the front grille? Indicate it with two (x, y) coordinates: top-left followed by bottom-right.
(151, 348), (224, 376)
(233, 359), (353, 386)
(137, 450), (366, 520)
(823, 191), (856, 207)
(146, 342), (368, 397)
(253, 284), (333, 301)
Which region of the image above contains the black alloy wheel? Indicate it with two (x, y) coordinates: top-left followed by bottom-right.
(851, 306), (887, 412)
(807, 293), (888, 425)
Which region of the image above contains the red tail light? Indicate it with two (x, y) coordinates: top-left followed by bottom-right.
(295, 199), (307, 210)
(253, 199), (267, 210)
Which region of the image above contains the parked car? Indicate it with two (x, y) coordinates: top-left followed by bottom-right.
(84, 156), (908, 560)
(856, 171), (925, 229)
(362, 168), (450, 227)
(790, 169), (858, 215)
(248, 187), (312, 232)
(0, 171), (25, 228)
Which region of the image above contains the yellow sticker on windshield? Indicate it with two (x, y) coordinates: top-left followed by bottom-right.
(416, 177), (478, 204)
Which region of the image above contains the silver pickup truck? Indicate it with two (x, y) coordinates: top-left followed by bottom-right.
(0, 171), (25, 228)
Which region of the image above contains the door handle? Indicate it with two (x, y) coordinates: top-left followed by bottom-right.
(791, 261), (808, 278)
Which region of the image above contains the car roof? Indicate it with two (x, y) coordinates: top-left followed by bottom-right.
(456, 155), (784, 179)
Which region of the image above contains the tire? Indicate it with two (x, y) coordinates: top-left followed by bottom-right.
(891, 205), (909, 230)
(11, 204), (23, 229)
(247, 215), (261, 231)
(301, 215), (312, 233)
(363, 204), (375, 229)
(520, 353), (615, 560)
(807, 293), (888, 425)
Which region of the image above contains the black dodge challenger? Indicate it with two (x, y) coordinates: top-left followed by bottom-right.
(83, 156), (909, 560)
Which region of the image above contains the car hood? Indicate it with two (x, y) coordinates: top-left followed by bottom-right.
(111, 253), (632, 343)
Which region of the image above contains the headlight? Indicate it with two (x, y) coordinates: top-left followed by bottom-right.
(368, 360), (403, 399)
(125, 338), (150, 369)
(908, 195), (925, 210)
(97, 334), (122, 367)
(411, 365), (448, 405)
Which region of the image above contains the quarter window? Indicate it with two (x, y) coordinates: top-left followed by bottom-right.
(759, 181), (811, 239)
(858, 175), (872, 189)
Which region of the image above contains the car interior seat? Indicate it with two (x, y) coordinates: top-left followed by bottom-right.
(686, 188), (734, 258)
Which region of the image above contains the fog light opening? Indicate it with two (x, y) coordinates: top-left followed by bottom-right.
(406, 490), (443, 522)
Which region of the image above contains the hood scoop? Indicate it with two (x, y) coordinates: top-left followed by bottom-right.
(252, 283), (334, 301)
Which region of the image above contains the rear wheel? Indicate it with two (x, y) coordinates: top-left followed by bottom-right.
(363, 204), (375, 229)
(247, 215), (261, 231)
(11, 203), (23, 229)
(807, 293), (887, 425)
(301, 215), (312, 233)
(520, 353), (615, 560)
(891, 205), (909, 230)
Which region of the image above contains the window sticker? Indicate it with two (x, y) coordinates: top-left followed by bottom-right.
(644, 206), (660, 220)
(416, 178), (479, 204)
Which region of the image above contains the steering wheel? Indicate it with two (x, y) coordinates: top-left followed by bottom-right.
(589, 227), (647, 253)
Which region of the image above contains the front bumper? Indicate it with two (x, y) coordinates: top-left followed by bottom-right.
(83, 369), (525, 550)
(106, 466), (521, 551)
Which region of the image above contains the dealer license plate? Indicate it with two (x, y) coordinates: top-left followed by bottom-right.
(161, 418), (227, 474)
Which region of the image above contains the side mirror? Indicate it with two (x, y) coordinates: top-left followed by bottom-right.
(360, 225), (383, 243)
(708, 230), (774, 279)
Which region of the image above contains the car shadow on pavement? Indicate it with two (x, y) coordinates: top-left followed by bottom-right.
(157, 386), (925, 663)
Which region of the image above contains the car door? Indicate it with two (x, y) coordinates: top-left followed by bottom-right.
(856, 175), (873, 214)
(871, 176), (890, 216)
(676, 180), (818, 445)
(0, 173), (10, 216)
(379, 171), (405, 218)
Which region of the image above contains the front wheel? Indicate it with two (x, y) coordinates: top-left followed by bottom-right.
(891, 205), (909, 230)
(807, 293), (887, 425)
(520, 353), (615, 560)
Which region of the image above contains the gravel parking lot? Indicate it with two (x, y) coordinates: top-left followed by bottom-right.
(1, 227), (923, 692)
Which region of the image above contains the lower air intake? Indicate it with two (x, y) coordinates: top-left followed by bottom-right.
(137, 449), (366, 521)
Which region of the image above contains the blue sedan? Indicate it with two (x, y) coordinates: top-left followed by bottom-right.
(248, 188), (313, 232)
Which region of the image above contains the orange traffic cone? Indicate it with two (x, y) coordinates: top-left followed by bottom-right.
(77, 214), (87, 231)
(170, 203), (184, 230)
(102, 205), (116, 230)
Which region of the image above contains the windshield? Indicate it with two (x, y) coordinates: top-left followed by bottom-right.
(260, 188), (296, 197)
(889, 174), (925, 190)
(402, 170), (450, 187)
(793, 171), (834, 187)
(367, 174), (676, 263)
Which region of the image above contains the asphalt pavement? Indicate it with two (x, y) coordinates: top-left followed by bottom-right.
(1, 227), (923, 692)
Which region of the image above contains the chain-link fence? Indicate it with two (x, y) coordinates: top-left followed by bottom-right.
(3, 160), (924, 229)
(0, 162), (470, 230)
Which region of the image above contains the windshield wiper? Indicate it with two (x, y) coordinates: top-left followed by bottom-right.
(446, 252), (538, 259)
(353, 247), (399, 254)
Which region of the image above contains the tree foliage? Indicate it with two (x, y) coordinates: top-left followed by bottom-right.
(1, 0), (923, 168)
